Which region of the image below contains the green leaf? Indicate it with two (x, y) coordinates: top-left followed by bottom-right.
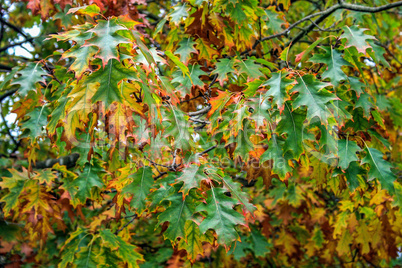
(309, 46), (350, 87)
(196, 186), (245, 248)
(48, 86), (70, 135)
(233, 129), (253, 162)
(86, 59), (137, 108)
(171, 64), (206, 96)
(348, 77), (365, 97)
(166, 50), (190, 79)
(164, 106), (192, 150)
(237, 59), (263, 80)
(11, 62), (48, 96)
(86, 18), (130, 67)
(63, 42), (98, 78)
(0, 67), (19, 91)
(311, 227), (325, 249)
(229, 235), (252, 260)
(73, 245), (98, 268)
(0, 169), (27, 216)
(251, 230), (271, 257)
(21, 106), (50, 141)
(168, 4), (188, 25)
(337, 139), (361, 170)
(249, 94), (271, 128)
(99, 230), (144, 268)
(341, 26), (376, 54)
(367, 40), (390, 68)
(178, 221), (213, 262)
(362, 147), (395, 193)
(98, 248), (122, 268)
(176, 164), (209, 197)
(67, 4), (100, 17)
(343, 161), (364, 191)
(72, 162), (105, 204)
(211, 58), (236, 86)
(290, 74), (337, 122)
(121, 167), (154, 214)
(260, 134), (292, 179)
(355, 93), (374, 118)
(175, 38), (198, 64)
(276, 102), (306, 159)
(262, 71), (292, 112)
(157, 189), (197, 242)
(264, 8), (284, 34)
(221, 176), (256, 216)
(59, 228), (88, 268)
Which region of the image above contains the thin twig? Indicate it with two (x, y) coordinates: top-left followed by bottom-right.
(196, 145), (217, 157)
(188, 105), (211, 117)
(114, 214), (138, 235)
(242, 0), (402, 54)
(0, 17), (33, 42)
(0, 88), (17, 102)
(154, 171), (167, 180)
(0, 37), (35, 53)
(0, 103), (19, 148)
(171, 149), (177, 171)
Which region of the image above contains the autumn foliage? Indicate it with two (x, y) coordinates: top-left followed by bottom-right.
(0, 0), (402, 267)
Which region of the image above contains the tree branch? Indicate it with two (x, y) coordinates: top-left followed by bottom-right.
(196, 145), (217, 157)
(114, 214), (138, 235)
(32, 153), (80, 169)
(247, 0), (402, 53)
(0, 17), (32, 41)
(0, 88), (17, 102)
(188, 105), (211, 117)
(0, 103), (19, 148)
(0, 64), (12, 71)
(0, 37), (34, 53)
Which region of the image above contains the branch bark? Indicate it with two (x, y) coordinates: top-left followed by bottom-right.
(188, 105), (211, 117)
(0, 88), (17, 102)
(247, 0), (402, 53)
(32, 153), (80, 169)
(0, 37), (34, 53)
(0, 17), (32, 41)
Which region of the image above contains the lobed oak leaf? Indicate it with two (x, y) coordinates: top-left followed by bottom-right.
(175, 37), (198, 64)
(157, 189), (198, 242)
(196, 186), (246, 249)
(290, 74), (337, 123)
(99, 230), (144, 268)
(86, 59), (138, 108)
(67, 4), (101, 17)
(121, 166), (154, 215)
(262, 71), (292, 112)
(362, 147), (395, 194)
(85, 18), (131, 67)
(175, 164), (209, 197)
(211, 58), (236, 86)
(11, 62), (48, 96)
(309, 46), (351, 87)
(341, 26), (376, 54)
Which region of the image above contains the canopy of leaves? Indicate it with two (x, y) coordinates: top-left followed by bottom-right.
(0, 0), (401, 267)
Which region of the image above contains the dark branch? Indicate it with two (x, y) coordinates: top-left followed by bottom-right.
(0, 17), (32, 41)
(0, 103), (19, 148)
(0, 64), (12, 71)
(0, 37), (34, 53)
(0, 88), (17, 102)
(188, 105), (211, 117)
(114, 214), (138, 235)
(196, 145), (217, 156)
(247, 0), (402, 53)
(32, 153), (80, 169)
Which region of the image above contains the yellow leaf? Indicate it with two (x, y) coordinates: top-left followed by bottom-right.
(336, 230), (352, 256)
